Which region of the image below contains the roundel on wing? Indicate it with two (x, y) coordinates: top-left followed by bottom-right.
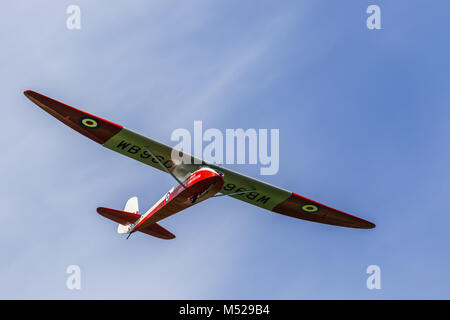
(165, 192), (171, 202)
(80, 117), (100, 128)
(300, 204), (319, 213)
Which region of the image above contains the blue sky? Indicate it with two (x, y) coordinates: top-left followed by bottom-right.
(1, 0), (450, 299)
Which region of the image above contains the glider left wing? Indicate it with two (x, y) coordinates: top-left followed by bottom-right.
(24, 90), (375, 229)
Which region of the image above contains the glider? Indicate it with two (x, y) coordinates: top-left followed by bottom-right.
(24, 90), (375, 240)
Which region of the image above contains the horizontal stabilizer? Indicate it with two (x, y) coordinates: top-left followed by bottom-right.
(139, 223), (176, 240)
(97, 207), (141, 225)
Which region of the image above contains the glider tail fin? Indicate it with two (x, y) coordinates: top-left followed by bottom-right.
(118, 196), (139, 234)
(117, 223), (132, 234)
(124, 196), (139, 213)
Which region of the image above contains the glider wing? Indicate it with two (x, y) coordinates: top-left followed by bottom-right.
(25, 90), (375, 229)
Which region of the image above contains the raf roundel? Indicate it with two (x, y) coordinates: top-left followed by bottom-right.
(80, 117), (100, 128)
(301, 204), (319, 213)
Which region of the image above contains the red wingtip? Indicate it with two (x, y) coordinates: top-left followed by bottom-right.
(24, 90), (123, 145)
(273, 193), (376, 229)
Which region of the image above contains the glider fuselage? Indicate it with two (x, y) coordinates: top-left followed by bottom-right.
(130, 168), (224, 234)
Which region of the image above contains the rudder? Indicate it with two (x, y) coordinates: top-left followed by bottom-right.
(118, 196), (139, 234)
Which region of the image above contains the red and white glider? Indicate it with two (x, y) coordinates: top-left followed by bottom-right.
(24, 90), (375, 240)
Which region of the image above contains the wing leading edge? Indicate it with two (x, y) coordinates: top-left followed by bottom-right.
(24, 90), (375, 229)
